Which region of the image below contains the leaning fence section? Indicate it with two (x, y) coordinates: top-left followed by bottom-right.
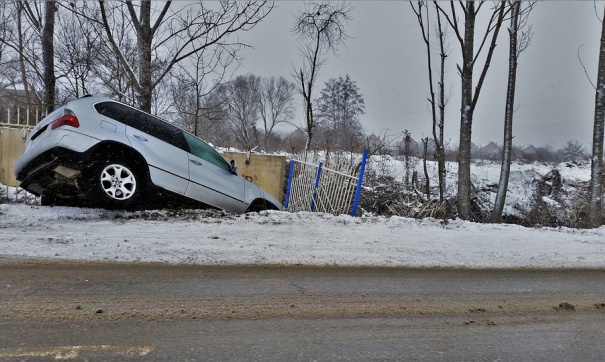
(285, 150), (368, 216)
(0, 106), (37, 187)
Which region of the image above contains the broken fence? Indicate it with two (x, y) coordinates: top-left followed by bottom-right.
(284, 150), (368, 216)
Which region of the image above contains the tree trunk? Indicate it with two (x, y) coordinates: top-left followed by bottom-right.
(137, 1), (153, 112)
(492, 1), (520, 223)
(422, 137), (430, 200)
(456, 2), (476, 220)
(17, 3), (31, 106)
(589, 5), (605, 227)
(436, 7), (447, 202)
(42, 0), (56, 114)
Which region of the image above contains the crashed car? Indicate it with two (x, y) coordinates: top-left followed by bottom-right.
(13, 95), (284, 213)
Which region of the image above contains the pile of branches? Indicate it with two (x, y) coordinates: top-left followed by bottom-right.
(357, 174), (454, 219)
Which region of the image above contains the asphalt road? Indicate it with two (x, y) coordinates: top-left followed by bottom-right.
(0, 262), (604, 361)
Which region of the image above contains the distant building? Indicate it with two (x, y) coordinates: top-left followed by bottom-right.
(522, 145), (538, 156)
(519, 145), (539, 162)
(398, 136), (419, 156)
(479, 141), (502, 160)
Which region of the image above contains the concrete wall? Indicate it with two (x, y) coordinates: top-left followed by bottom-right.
(0, 127), (29, 187)
(223, 151), (286, 204)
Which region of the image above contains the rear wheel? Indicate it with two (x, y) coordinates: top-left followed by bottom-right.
(85, 160), (144, 210)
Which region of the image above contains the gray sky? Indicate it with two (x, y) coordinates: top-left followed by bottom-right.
(236, 1), (603, 150)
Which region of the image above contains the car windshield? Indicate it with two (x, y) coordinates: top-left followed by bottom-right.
(183, 132), (230, 172)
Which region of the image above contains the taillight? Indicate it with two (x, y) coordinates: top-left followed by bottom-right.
(51, 110), (80, 130)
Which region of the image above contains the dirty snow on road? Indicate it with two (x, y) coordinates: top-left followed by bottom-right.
(1, 204), (604, 268)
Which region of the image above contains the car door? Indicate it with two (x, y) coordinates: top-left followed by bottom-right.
(182, 132), (247, 213)
(123, 112), (189, 195)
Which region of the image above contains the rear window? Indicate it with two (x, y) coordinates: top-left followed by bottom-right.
(95, 101), (188, 151)
(94, 102), (136, 125)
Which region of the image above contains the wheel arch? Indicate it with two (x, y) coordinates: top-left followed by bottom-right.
(85, 141), (151, 186)
(246, 198), (280, 213)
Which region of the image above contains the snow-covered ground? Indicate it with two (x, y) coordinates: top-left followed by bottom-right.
(364, 156), (592, 218)
(1, 203), (604, 268)
(1, 158), (603, 269)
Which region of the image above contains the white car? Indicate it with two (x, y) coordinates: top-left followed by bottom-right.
(14, 95), (284, 212)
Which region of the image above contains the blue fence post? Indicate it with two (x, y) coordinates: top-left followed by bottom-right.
(283, 160), (295, 209)
(310, 162), (323, 212)
(350, 149), (369, 217)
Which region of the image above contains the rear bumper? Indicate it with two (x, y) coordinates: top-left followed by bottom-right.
(15, 147), (89, 196)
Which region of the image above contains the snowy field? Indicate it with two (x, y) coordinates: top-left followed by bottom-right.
(1, 203), (604, 269)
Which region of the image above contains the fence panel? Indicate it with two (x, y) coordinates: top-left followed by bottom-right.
(0, 105), (38, 187)
(285, 150), (368, 216)
(0, 127), (30, 186)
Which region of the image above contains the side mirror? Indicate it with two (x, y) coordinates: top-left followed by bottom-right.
(229, 160), (237, 174)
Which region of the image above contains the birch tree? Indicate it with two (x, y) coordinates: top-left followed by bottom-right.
(292, 1), (353, 151)
(436, 1), (507, 220)
(588, 4), (605, 227)
(491, 1), (534, 223)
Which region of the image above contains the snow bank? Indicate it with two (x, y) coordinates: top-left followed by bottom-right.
(1, 204), (604, 268)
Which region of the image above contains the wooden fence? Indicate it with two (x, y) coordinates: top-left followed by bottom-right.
(0, 108), (37, 187)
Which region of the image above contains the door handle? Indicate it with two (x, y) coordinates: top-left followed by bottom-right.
(133, 134), (148, 142)
(190, 159), (202, 166)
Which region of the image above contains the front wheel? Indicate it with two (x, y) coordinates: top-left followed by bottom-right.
(85, 160), (144, 210)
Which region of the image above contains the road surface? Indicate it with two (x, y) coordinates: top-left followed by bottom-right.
(0, 261), (604, 360)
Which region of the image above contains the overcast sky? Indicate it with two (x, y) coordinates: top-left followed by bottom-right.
(235, 1), (604, 150)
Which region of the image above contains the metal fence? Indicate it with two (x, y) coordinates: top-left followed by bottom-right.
(284, 150), (368, 216)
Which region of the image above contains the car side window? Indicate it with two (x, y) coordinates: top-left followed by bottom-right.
(144, 115), (189, 152)
(94, 102), (138, 127)
(183, 132), (230, 172)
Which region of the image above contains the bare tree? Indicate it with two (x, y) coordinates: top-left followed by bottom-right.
(170, 46), (235, 136)
(258, 76), (296, 151)
(14, 1), (56, 112)
(436, 1), (507, 220)
(292, 1), (353, 151)
(54, 7), (102, 99)
(492, 0), (534, 223)
(411, 1), (450, 202)
(562, 140), (586, 162)
(588, 5), (605, 227)
(93, 1), (272, 113)
(0, 2), (54, 109)
(215, 74), (262, 150)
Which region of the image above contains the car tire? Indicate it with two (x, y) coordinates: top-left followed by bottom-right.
(84, 159), (144, 210)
